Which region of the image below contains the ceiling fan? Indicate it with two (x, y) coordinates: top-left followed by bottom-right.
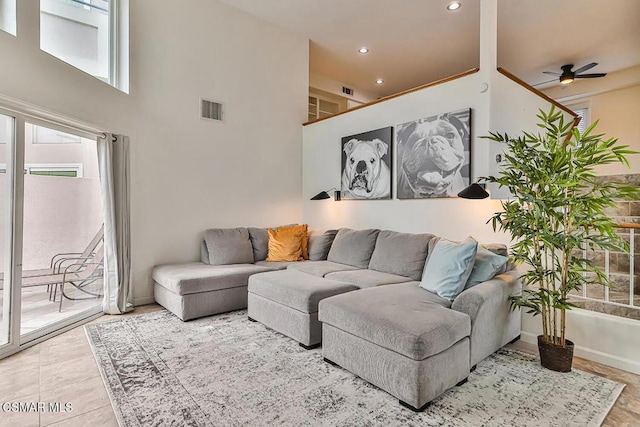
(534, 63), (607, 87)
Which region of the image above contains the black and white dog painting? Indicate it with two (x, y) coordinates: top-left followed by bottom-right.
(341, 127), (392, 200)
(396, 109), (471, 199)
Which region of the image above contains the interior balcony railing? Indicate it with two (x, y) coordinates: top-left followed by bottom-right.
(569, 223), (640, 320)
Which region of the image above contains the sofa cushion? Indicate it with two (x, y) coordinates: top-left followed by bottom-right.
(319, 282), (469, 360)
(205, 228), (254, 265)
(327, 228), (380, 268)
(152, 262), (273, 296)
(248, 270), (357, 314)
(368, 230), (434, 281)
(420, 237), (478, 301)
(248, 227), (269, 262)
(287, 260), (360, 277)
(254, 260), (302, 270)
(308, 229), (339, 261)
(200, 240), (209, 264)
(325, 269), (413, 288)
(465, 245), (510, 290)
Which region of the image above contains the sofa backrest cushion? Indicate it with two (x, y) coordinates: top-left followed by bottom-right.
(204, 227), (254, 265)
(368, 230), (434, 281)
(327, 228), (380, 268)
(248, 227), (269, 262)
(420, 236), (478, 301)
(200, 240), (209, 264)
(308, 229), (339, 261)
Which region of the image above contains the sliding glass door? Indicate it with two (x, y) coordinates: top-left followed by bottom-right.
(0, 110), (104, 356)
(0, 112), (14, 349)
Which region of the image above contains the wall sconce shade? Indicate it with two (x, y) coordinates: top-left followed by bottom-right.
(311, 188), (341, 201)
(457, 183), (489, 199)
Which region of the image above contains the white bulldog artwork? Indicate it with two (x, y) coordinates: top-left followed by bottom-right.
(396, 109), (471, 199)
(340, 127), (393, 200)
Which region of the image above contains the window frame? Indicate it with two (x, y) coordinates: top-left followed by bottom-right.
(39, 0), (126, 90)
(567, 100), (591, 135)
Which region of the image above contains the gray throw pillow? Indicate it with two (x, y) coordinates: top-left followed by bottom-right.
(327, 228), (380, 268)
(464, 244), (510, 290)
(368, 230), (434, 281)
(204, 227), (254, 265)
(483, 243), (508, 257)
(308, 229), (339, 261)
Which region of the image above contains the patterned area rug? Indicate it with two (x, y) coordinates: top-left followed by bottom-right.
(85, 310), (624, 427)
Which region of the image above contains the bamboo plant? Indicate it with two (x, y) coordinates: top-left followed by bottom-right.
(483, 107), (639, 347)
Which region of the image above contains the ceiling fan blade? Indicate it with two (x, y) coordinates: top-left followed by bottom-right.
(573, 62), (598, 74)
(576, 73), (607, 78)
(542, 71), (561, 76)
(532, 79), (558, 87)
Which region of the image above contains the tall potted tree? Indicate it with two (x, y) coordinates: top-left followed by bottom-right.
(483, 107), (639, 372)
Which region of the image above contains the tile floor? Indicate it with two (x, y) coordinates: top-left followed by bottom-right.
(0, 304), (638, 426)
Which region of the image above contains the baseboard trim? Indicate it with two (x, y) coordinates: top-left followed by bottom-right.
(520, 331), (640, 375)
(133, 296), (156, 306)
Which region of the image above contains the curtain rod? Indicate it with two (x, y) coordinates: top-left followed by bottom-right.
(0, 94), (107, 140)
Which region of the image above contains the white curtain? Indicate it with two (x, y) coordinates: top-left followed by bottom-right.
(98, 133), (133, 314)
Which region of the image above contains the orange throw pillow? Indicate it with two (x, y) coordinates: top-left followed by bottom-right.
(274, 224), (309, 260)
(266, 225), (307, 262)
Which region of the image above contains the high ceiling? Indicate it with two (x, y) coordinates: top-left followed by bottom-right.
(219, 0), (640, 97)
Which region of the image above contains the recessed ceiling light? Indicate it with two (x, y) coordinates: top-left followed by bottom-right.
(359, 47), (369, 54)
(447, 2), (461, 11)
(375, 79), (384, 85)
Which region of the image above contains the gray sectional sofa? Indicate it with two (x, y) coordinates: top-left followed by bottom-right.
(152, 226), (521, 411)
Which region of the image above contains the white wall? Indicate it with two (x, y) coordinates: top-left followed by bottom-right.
(0, 0), (308, 304)
(302, 72), (510, 244)
(487, 72), (576, 198)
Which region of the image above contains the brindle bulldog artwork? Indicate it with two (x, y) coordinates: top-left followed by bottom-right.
(396, 109), (471, 199)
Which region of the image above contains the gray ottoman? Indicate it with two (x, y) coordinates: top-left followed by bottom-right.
(247, 270), (357, 348)
(319, 282), (471, 411)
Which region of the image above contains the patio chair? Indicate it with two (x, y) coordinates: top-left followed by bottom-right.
(0, 226), (105, 310)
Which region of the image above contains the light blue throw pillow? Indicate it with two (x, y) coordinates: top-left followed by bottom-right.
(420, 237), (478, 301)
(464, 245), (510, 290)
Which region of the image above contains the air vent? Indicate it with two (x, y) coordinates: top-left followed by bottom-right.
(342, 86), (354, 96)
(201, 99), (222, 121)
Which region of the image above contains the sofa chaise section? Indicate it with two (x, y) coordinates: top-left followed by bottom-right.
(319, 282), (470, 411)
(153, 262), (274, 321)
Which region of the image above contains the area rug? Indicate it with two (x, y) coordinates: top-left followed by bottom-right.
(85, 310), (624, 427)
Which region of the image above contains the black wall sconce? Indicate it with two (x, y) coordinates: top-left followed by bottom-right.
(311, 188), (341, 201)
(457, 182), (489, 199)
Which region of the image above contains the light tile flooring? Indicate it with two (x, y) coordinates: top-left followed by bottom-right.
(0, 304), (638, 426)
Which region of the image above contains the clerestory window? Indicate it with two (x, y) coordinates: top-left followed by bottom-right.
(0, 0), (16, 35)
(40, 0), (128, 91)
